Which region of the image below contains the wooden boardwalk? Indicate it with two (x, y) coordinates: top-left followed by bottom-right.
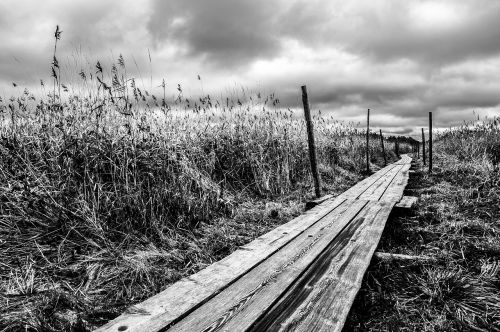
(96, 155), (412, 332)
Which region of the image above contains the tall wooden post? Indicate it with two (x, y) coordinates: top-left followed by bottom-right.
(421, 128), (426, 166)
(366, 109), (370, 173)
(429, 112), (433, 173)
(301, 85), (321, 198)
(395, 137), (400, 158)
(379, 129), (387, 166)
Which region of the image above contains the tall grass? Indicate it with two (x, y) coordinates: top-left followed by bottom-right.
(0, 29), (410, 331)
(439, 117), (500, 168)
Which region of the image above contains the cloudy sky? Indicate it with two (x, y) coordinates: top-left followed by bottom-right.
(1, 0), (500, 135)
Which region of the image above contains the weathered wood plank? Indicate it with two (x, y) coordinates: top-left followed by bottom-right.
(96, 155), (414, 332)
(395, 196), (418, 209)
(395, 154), (411, 165)
(357, 164), (404, 201)
(250, 201), (394, 332)
(332, 154), (410, 203)
(380, 161), (412, 202)
(340, 164), (397, 200)
(382, 158), (412, 202)
(95, 196), (347, 332)
(158, 200), (368, 332)
(373, 160), (411, 202)
(374, 252), (435, 262)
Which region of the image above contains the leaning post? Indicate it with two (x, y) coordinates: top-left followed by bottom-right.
(421, 128), (426, 166)
(366, 109), (370, 173)
(429, 112), (433, 173)
(379, 129), (387, 166)
(301, 85), (321, 198)
(395, 137), (400, 158)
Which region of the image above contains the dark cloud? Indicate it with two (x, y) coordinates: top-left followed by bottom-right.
(431, 87), (500, 109)
(148, 0), (284, 67)
(147, 0), (500, 69)
(1, 0), (500, 132)
(263, 62), (500, 133)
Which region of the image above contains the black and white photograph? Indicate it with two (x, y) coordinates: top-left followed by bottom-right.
(1, 1), (499, 331)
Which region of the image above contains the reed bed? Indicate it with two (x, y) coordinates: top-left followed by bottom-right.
(0, 39), (413, 330)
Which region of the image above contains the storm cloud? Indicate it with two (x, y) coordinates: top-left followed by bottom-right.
(147, 0), (285, 67)
(1, 0), (500, 135)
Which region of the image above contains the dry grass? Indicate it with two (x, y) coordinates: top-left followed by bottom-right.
(346, 117), (500, 331)
(0, 29), (413, 331)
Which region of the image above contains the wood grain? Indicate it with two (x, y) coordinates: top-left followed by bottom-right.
(249, 201), (394, 332)
(340, 164), (396, 199)
(380, 160), (412, 202)
(357, 164), (404, 201)
(95, 196), (346, 332)
(159, 200), (368, 332)
(374, 252), (435, 262)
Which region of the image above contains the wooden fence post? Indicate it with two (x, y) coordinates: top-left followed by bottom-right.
(421, 128), (426, 166)
(366, 109), (370, 173)
(429, 112), (433, 173)
(301, 85), (321, 198)
(379, 129), (387, 166)
(395, 137), (400, 158)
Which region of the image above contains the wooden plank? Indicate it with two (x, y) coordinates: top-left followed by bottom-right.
(159, 200), (369, 332)
(371, 160), (411, 202)
(370, 164), (407, 201)
(374, 252), (435, 262)
(378, 155), (412, 202)
(95, 196), (347, 332)
(357, 164), (404, 201)
(395, 196), (418, 209)
(96, 155), (414, 332)
(396, 154), (411, 165)
(340, 164), (397, 200)
(380, 161), (412, 202)
(249, 201), (394, 332)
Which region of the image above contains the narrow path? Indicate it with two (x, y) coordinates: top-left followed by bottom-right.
(96, 155), (413, 332)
